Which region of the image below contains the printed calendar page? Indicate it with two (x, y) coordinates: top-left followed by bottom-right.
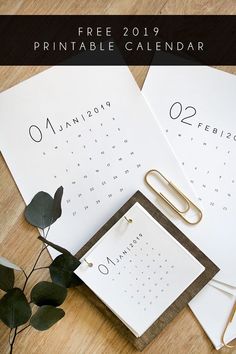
(0, 66), (196, 258)
(76, 202), (205, 337)
(143, 64), (236, 348)
(143, 65), (236, 286)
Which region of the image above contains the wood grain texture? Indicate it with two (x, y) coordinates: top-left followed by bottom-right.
(0, 1), (235, 353)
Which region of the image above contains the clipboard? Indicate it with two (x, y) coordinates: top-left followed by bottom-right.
(75, 191), (219, 351)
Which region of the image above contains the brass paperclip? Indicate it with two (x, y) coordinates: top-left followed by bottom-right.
(221, 300), (236, 348)
(144, 169), (202, 225)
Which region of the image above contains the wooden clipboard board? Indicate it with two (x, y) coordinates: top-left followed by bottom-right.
(75, 191), (219, 351)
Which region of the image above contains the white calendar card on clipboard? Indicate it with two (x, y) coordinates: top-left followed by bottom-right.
(76, 202), (205, 337)
(74, 191), (218, 347)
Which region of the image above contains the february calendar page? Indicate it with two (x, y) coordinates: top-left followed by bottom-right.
(143, 65), (236, 286)
(143, 64), (236, 348)
(0, 66), (195, 258)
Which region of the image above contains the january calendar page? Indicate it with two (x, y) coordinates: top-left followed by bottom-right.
(0, 65), (196, 258)
(76, 202), (205, 337)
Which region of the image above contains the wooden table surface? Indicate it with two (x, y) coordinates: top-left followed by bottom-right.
(0, 1), (235, 353)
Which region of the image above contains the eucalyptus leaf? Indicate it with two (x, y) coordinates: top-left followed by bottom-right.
(30, 305), (65, 331)
(0, 288), (31, 328)
(38, 236), (71, 256)
(31, 281), (67, 307)
(0, 256), (21, 271)
(49, 254), (81, 288)
(24, 187), (64, 229)
(24, 191), (54, 229)
(0, 264), (14, 291)
(68, 273), (83, 287)
(52, 186), (64, 222)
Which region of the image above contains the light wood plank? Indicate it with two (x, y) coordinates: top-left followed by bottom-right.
(161, 0), (236, 15)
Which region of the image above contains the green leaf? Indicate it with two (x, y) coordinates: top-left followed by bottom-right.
(68, 273), (83, 287)
(49, 254), (81, 288)
(52, 186), (64, 223)
(0, 288), (31, 328)
(0, 257), (21, 271)
(0, 264), (14, 291)
(30, 305), (65, 331)
(31, 281), (67, 307)
(24, 191), (54, 229)
(38, 236), (71, 256)
(24, 186), (64, 229)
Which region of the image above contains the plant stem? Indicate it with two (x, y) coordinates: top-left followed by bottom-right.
(22, 244), (47, 292)
(9, 328), (17, 354)
(8, 323), (30, 354)
(16, 324), (30, 335)
(9, 229), (50, 353)
(8, 329), (13, 346)
(34, 266), (49, 271)
(43, 226), (51, 240)
(21, 268), (27, 280)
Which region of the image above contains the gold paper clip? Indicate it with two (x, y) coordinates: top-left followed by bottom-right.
(221, 300), (236, 348)
(145, 169), (202, 225)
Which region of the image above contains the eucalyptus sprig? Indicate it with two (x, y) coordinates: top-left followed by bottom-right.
(0, 186), (82, 354)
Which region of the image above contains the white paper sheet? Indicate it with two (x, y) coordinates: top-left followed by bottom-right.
(143, 64), (236, 348)
(0, 65), (196, 259)
(76, 202), (204, 337)
(190, 285), (236, 349)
